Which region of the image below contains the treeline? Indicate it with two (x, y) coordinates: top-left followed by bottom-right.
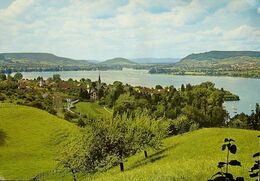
(0, 73), (61, 115)
(96, 81), (238, 134)
(229, 104), (260, 130)
(0, 64), (123, 74)
(149, 67), (260, 79)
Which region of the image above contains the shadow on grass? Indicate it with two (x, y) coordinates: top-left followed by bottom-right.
(126, 143), (180, 171)
(0, 129), (7, 146)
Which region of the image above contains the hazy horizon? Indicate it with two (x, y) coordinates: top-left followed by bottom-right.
(0, 0), (259, 60)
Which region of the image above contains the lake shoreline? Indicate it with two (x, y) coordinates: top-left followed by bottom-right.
(13, 69), (260, 117)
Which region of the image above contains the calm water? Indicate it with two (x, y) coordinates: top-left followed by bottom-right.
(19, 68), (260, 117)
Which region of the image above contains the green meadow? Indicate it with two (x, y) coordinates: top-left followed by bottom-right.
(0, 103), (78, 180)
(43, 128), (259, 181)
(83, 128), (260, 181)
(73, 102), (112, 119)
(0, 103), (259, 180)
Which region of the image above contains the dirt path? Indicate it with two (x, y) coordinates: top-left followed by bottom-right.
(67, 99), (79, 114)
(103, 106), (112, 114)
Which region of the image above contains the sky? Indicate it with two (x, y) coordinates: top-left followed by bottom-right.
(0, 0), (259, 61)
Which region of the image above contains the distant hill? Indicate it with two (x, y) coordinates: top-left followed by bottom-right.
(0, 53), (94, 66)
(101, 57), (137, 65)
(177, 51), (260, 68)
(180, 51), (260, 62)
(131, 58), (180, 64)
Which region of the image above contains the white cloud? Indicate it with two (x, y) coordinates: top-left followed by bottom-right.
(0, 0), (34, 18)
(0, 0), (259, 59)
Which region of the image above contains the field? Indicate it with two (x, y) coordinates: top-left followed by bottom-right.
(73, 102), (112, 119)
(43, 128), (260, 181)
(0, 103), (259, 180)
(0, 103), (78, 180)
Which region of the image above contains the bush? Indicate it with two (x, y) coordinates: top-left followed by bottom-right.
(48, 108), (57, 115)
(229, 119), (248, 129)
(64, 111), (78, 121)
(0, 94), (5, 101)
(172, 115), (191, 134)
(189, 122), (200, 132)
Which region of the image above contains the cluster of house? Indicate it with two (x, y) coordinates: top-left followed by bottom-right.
(18, 73), (172, 102)
(38, 73), (103, 101)
(134, 86), (171, 96)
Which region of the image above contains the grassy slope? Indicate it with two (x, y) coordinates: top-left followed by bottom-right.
(73, 102), (112, 119)
(0, 103), (259, 180)
(86, 128), (260, 181)
(0, 103), (78, 180)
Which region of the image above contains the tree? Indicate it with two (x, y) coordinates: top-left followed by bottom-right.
(13, 72), (23, 80)
(171, 114), (191, 134)
(0, 73), (6, 81)
(134, 113), (168, 158)
(155, 85), (163, 89)
(53, 74), (61, 82)
(229, 113), (249, 129)
(60, 115), (139, 173)
(58, 131), (94, 181)
(181, 84), (185, 91)
(249, 103), (260, 130)
(186, 83), (192, 91)
(113, 93), (135, 115)
(101, 114), (139, 171)
(209, 138), (244, 181)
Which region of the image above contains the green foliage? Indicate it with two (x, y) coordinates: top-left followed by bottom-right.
(229, 113), (250, 129)
(170, 115), (190, 134)
(53, 74), (61, 82)
(64, 111), (78, 121)
(0, 73), (6, 80)
(59, 113), (167, 174)
(229, 104), (260, 130)
(13, 72), (23, 80)
(155, 85), (163, 89)
(189, 122), (200, 132)
(114, 93), (135, 115)
(132, 113), (168, 157)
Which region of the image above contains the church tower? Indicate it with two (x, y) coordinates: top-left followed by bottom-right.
(97, 70), (101, 90)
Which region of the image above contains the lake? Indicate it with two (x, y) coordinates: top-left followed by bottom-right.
(19, 68), (260, 117)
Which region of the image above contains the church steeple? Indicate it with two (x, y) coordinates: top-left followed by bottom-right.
(97, 70), (101, 90)
(98, 70), (101, 85)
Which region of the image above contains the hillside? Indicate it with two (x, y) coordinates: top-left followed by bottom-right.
(0, 52), (94, 66)
(102, 57), (137, 65)
(42, 128), (259, 180)
(180, 51), (260, 61)
(0, 103), (78, 180)
(131, 58), (180, 64)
